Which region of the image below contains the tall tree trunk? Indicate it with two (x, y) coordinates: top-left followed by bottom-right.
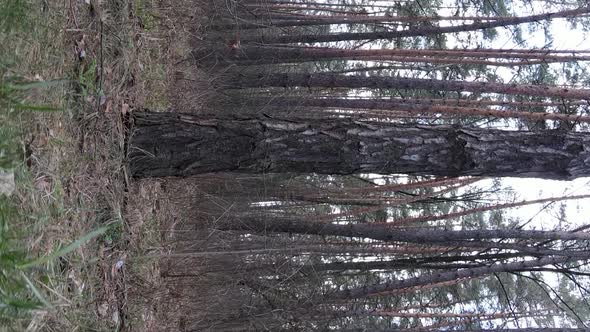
(130, 112), (590, 179)
(231, 53), (552, 67)
(303, 252), (526, 272)
(384, 194), (590, 227)
(223, 216), (590, 243)
(316, 180), (476, 221)
(214, 14), (509, 30)
(347, 96), (587, 107)
(340, 329), (590, 332)
(328, 255), (572, 300)
(244, 1), (422, 10)
(228, 73), (590, 100)
(251, 96), (590, 123)
(217, 215), (590, 258)
(224, 45), (590, 65)
(240, 6), (590, 44)
(270, 95), (589, 108)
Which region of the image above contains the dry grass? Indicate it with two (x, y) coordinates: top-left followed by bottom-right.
(1, 0), (221, 329)
(120, 0), (214, 330)
(124, 179), (167, 331)
(1, 0), (146, 330)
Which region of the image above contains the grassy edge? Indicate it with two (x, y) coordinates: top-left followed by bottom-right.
(2, 0), (203, 328)
(1, 0), (132, 330)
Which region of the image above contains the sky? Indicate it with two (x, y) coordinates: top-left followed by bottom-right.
(279, 1), (590, 327)
(428, 0), (590, 232)
(492, 15), (590, 232)
(324, 0), (590, 232)
(438, 2), (590, 326)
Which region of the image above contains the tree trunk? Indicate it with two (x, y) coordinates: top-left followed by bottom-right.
(240, 6), (590, 44)
(214, 14), (509, 30)
(223, 216), (590, 243)
(385, 194), (590, 227)
(304, 252), (525, 272)
(130, 112), (590, 179)
(340, 329), (590, 332)
(251, 96), (590, 123)
(228, 73), (590, 100)
(218, 214), (590, 258)
(329, 255), (572, 299)
(225, 45), (590, 64)
(231, 53), (551, 67)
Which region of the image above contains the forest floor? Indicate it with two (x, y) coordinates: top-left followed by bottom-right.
(2, 0), (205, 330)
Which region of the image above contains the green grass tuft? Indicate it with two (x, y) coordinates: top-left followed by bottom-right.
(0, 0), (115, 330)
(0, 0), (29, 34)
(0, 196), (40, 327)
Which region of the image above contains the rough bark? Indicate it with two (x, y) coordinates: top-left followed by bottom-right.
(130, 112), (590, 179)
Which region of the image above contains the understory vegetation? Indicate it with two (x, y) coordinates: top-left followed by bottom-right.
(1, 0), (127, 330)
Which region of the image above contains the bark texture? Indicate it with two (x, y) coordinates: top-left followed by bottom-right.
(130, 112), (590, 179)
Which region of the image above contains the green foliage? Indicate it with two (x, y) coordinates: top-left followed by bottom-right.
(78, 59), (98, 98)
(1, 77), (64, 112)
(0, 112), (21, 170)
(0, 197), (40, 325)
(18, 227), (109, 270)
(99, 220), (123, 247)
(0, 191), (109, 328)
(0, 0), (97, 329)
(0, 76), (65, 170)
(0, 0), (29, 34)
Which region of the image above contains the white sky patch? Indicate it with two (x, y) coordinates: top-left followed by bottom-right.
(290, 2), (590, 326)
(428, 0), (590, 233)
(480, 177), (590, 230)
(436, 2), (590, 323)
(485, 10), (590, 232)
